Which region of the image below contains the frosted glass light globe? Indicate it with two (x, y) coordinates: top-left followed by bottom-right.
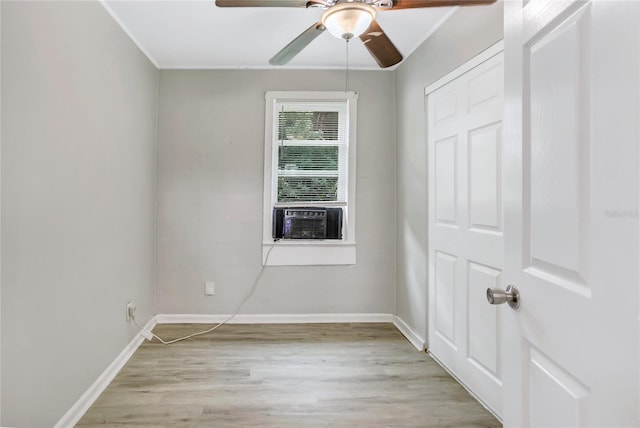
(321, 3), (376, 40)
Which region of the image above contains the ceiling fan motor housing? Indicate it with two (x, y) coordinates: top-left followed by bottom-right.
(321, 3), (376, 40)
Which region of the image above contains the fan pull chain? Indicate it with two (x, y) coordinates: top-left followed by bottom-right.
(344, 38), (350, 93)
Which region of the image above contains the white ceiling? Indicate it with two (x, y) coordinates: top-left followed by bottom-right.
(101, 0), (456, 70)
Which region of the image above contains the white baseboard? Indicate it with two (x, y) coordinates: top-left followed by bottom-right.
(155, 313), (394, 324)
(393, 315), (426, 351)
(54, 316), (157, 428)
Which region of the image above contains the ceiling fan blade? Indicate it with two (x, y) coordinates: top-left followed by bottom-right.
(215, 0), (316, 7)
(391, 0), (496, 9)
(360, 20), (402, 68)
(269, 22), (326, 65)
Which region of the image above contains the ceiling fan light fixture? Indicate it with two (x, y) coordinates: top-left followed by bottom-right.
(321, 3), (376, 40)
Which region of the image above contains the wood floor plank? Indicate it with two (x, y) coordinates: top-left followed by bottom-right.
(77, 323), (501, 427)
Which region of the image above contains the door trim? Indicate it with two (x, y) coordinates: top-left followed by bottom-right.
(425, 40), (504, 96)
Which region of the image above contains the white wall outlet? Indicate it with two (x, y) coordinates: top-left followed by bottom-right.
(126, 301), (136, 321)
(205, 281), (215, 296)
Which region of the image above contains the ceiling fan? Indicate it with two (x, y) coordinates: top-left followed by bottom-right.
(215, 0), (496, 68)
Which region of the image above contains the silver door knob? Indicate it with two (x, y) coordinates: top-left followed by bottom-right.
(486, 285), (520, 309)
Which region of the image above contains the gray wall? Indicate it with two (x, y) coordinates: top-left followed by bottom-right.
(157, 70), (396, 315)
(394, 2), (504, 341)
(1, 2), (158, 426)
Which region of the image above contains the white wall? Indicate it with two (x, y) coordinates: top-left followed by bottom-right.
(394, 2), (504, 342)
(157, 70), (396, 315)
(1, 2), (158, 426)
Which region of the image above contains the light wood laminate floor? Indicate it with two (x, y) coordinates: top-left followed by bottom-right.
(77, 323), (501, 427)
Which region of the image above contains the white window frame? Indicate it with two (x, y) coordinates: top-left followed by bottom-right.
(262, 91), (357, 266)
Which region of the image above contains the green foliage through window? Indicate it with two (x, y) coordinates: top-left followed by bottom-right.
(278, 177), (338, 202)
(278, 146), (338, 171)
(278, 111), (339, 141)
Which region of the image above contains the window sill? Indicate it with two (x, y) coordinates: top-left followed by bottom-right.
(262, 241), (356, 266)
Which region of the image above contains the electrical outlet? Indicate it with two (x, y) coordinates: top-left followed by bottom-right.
(205, 281), (215, 296)
(126, 301), (136, 321)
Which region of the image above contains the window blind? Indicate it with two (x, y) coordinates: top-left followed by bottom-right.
(273, 100), (348, 204)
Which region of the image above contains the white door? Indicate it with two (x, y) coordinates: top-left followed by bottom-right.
(427, 47), (504, 416)
(502, 0), (639, 426)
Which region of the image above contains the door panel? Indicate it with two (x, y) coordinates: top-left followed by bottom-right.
(428, 50), (504, 416)
(526, 3), (589, 285)
(503, 0), (639, 425)
(527, 347), (589, 427)
(434, 87), (458, 123)
(434, 138), (458, 225)
(468, 262), (501, 379)
(469, 63), (502, 111)
(469, 123), (502, 232)
(434, 251), (457, 347)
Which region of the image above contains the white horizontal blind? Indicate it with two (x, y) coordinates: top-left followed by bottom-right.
(273, 100), (348, 205)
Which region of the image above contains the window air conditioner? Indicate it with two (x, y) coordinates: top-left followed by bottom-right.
(272, 207), (343, 240)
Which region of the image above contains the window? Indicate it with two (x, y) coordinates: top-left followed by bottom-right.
(274, 103), (346, 205)
(263, 91), (357, 266)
